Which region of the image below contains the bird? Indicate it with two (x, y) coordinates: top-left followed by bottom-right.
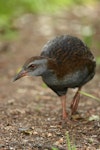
(13, 35), (96, 120)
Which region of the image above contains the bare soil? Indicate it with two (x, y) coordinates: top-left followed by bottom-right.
(0, 5), (100, 150)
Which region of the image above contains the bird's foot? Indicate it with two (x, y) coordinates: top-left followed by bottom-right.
(59, 113), (72, 127)
(58, 115), (73, 128)
(71, 112), (84, 121)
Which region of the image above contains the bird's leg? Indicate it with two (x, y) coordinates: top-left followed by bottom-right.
(70, 87), (82, 115)
(60, 95), (68, 119)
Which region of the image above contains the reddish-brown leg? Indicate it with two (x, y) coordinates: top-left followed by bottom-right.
(60, 95), (68, 119)
(70, 87), (82, 115)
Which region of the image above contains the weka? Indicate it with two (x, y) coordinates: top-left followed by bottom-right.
(13, 35), (96, 119)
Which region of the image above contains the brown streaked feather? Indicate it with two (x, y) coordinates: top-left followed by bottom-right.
(41, 35), (95, 78)
(48, 56), (95, 79)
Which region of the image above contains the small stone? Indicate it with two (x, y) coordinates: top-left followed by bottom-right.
(47, 132), (52, 137)
(33, 131), (38, 135)
(31, 126), (35, 130)
(54, 138), (64, 146)
(59, 138), (64, 144)
(89, 115), (100, 121)
(8, 99), (15, 104)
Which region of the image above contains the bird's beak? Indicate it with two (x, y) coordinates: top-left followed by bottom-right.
(13, 69), (28, 82)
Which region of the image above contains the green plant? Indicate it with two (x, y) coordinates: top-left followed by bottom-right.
(80, 91), (100, 102)
(0, 0), (99, 40)
(52, 132), (76, 150)
(66, 132), (76, 150)
(52, 147), (58, 150)
(96, 57), (100, 65)
(82, 26), (94, 47)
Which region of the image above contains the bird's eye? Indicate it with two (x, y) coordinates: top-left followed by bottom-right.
(28, 64), (35, 69)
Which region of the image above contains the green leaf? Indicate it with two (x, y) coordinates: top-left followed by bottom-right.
(80, 91), (100, 102)
(66, 131), (76, 150)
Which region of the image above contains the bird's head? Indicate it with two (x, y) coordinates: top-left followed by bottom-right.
(13, 56), (48, 81)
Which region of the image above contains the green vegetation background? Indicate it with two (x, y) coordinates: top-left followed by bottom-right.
(0, 0), (98, 38)
(0, 0), (99, 62)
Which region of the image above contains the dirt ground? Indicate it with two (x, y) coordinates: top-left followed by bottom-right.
(0, 5), (100, 150)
